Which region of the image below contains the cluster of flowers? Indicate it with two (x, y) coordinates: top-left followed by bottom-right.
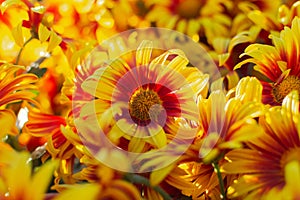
(0, 0), (300, 199)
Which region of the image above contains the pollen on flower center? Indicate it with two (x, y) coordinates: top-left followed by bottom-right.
(176, 0), (202, 19)
(272, 75), (300, 103)
(129, 88), (162, 124)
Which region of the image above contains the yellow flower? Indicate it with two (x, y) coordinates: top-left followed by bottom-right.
(165, 77), (264, 199)
(166, 161), (224, 199)
(222, 91), (300, 199)
(23, 106), (83, 184)
(108, 0), (150, 30)
(43, 0), (117, 43)
(53, 180), (141, 200)
(0, 144), (57, 200)
(145, 0), (231, 43)
(215, 0), (281, 73)
(53, 155), (141, 200)
(227, 0), (280, 16)
(235, 17), (300, 105)
(76, 40), (206, 158)
(72, 154), (115, 183)
(198, 76), (264, 163)
(278, 1), (300, 26)
(244, 1), (300, 32)
(0, 63), (37, 139)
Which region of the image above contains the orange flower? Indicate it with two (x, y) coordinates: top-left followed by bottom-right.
(145, 0), (230, 43)
(235, 17), (300, 105)
(43, 0), (117, 43)
(164, 77), (264, 199)
(0, 63), (37, 139)
(72, 40), (207, 176)
(222, 91), (300, 199)
(23, 106), (82, 183)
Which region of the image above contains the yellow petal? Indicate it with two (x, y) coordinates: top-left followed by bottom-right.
(30, 160), (58, 200)
(53, 184), (99, 200)
(282, 90), (299, 118)
(47, 31), (62, 52)
(225, 70), (240, 90)
(128, 137), (146, 153)
(165, 49), (188, 71)
(219, 53), (230, 66)
(12, 23), (24, 47)
(70, 44), (95, 69)
(0, 0), (22, 14)
(0, 109), (18, 138)
(248, 10), (274, 30)
(145, 125), (167, 148)
(107, 180), (141, 200)
(177, 19), (186, 33)
(227, 175), (262, 198)
(4, 152), (31, 199)
(150, 163), (175, 186)
(226, 119), (263, 143)
(235, 76), (262, 103)
(95, 148), (130, 172)
(136, 40), (153, 66)
(187, 19), (200, 37)
(137, 150), (177, 172)
(38, 24), (51, 43)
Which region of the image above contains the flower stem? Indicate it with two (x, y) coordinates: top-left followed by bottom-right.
(212, 162), (226, 200)
(15, 36), (34, 65)
(124, 173), (172, 200)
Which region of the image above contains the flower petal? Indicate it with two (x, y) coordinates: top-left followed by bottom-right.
(136, 40), (153, 66)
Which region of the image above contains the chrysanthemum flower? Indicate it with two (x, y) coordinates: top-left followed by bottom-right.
(43, 0), (117, 43)
(243, 1), (300, 33)
(108, 0), (151, 30)
(197, 76), (264, 163)
(166, 161), (224, 199)
(23, 107), (83, 183)
(0, 63), (37, 139)
(53, 180), (141, 200)
(76, 40), (207, 158)
(235, 17), (300, 105)
(0, 145), (57, 200)
(0, 0), (66, 74)
(165, 77), (264, 199)
(215, 0), (281, 75)
(145, 0), (231, 43)
(222, 91), (300, 199)
(51, 153), (141, 200)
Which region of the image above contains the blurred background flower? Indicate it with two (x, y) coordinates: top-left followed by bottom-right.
(1, 0), (300, 199)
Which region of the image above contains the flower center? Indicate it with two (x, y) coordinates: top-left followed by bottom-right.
(129, 88), (162, 125)
(272, 75), (300, 103)
(175, 0), (202, 19)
